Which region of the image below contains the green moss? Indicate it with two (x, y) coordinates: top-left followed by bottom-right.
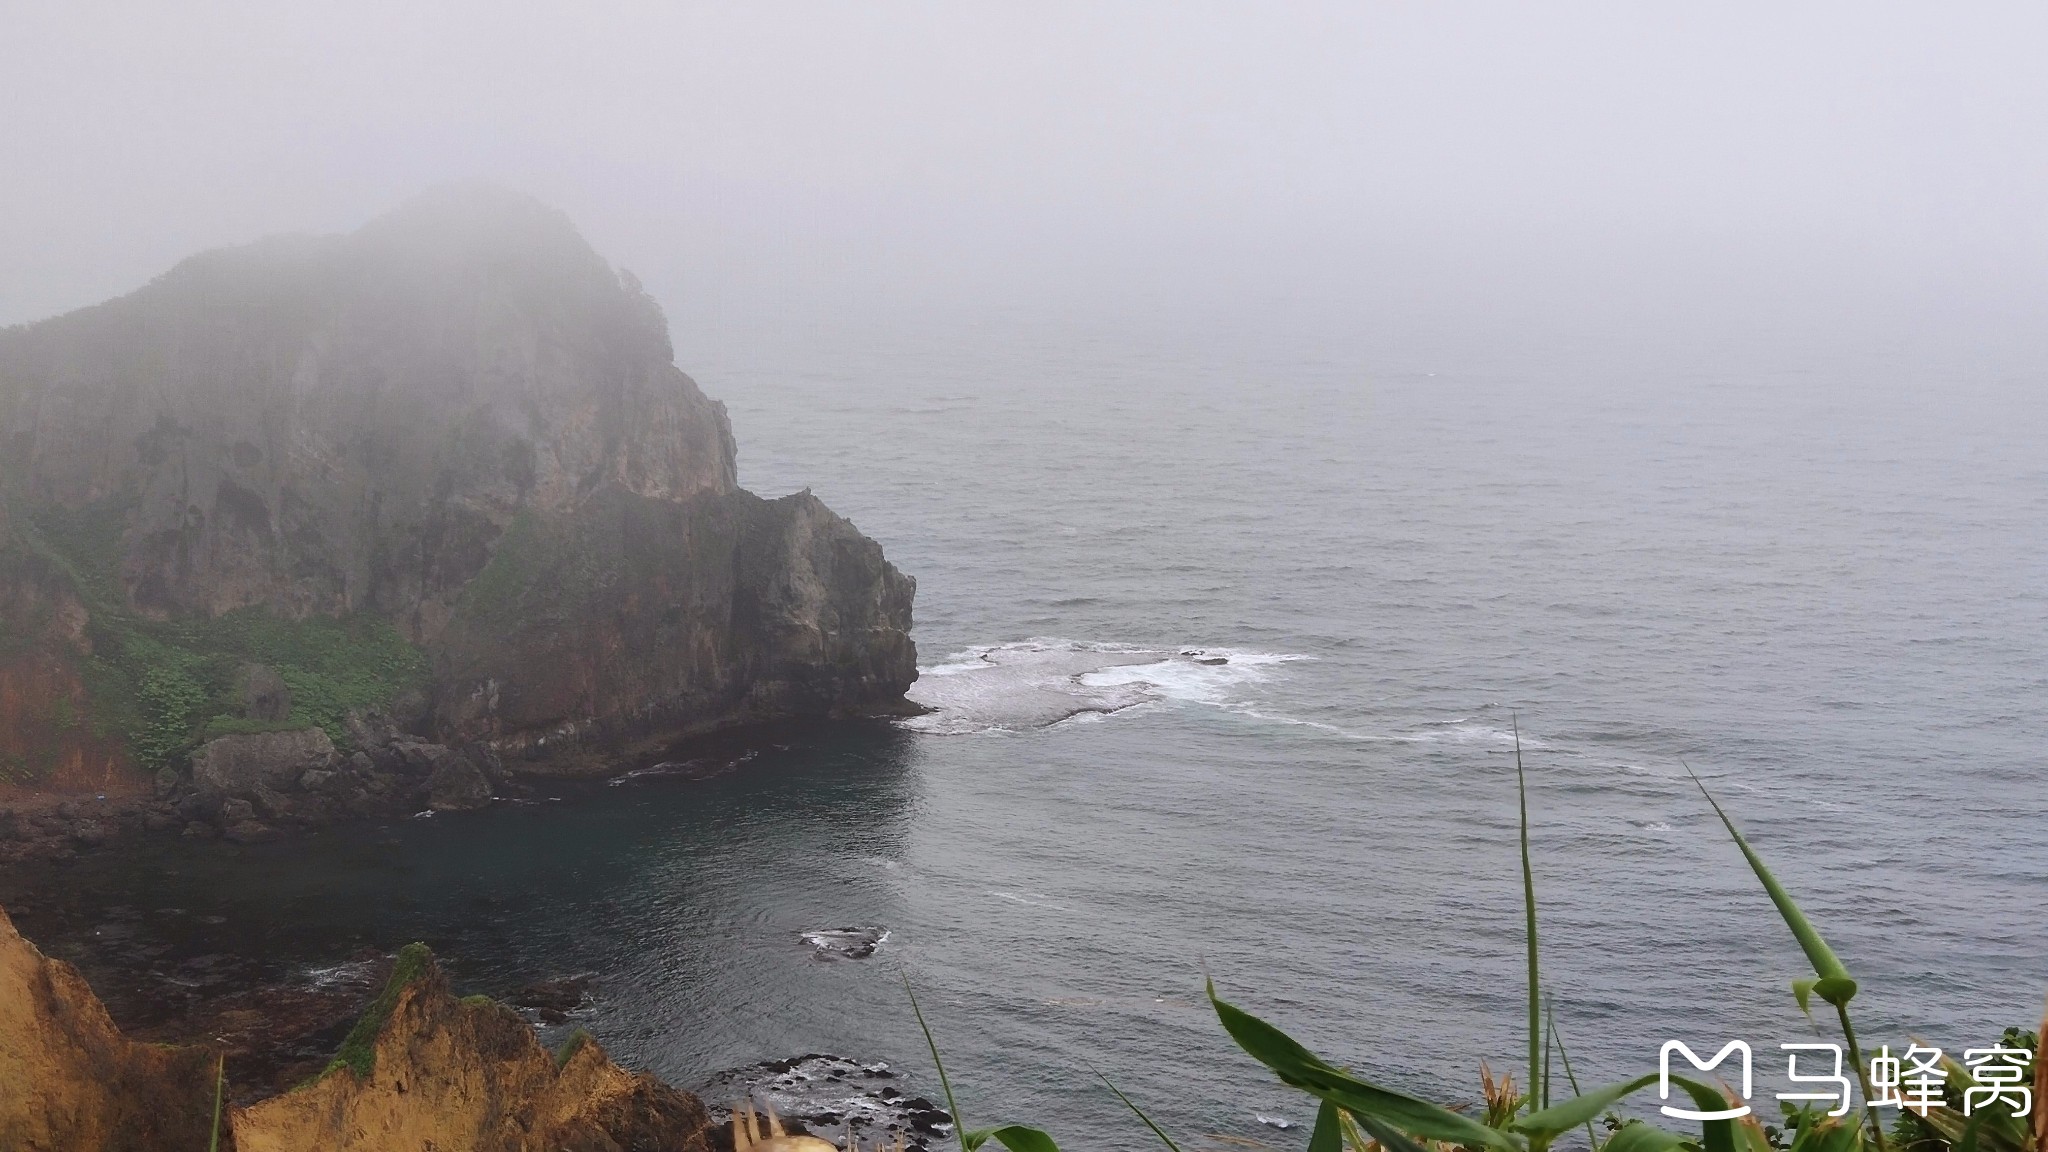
(326, 942), (434, 1080)
(452, 508), (546, 625)
(199, 714), (314, 740)
(459, 993), (496, 1007)
(7, 499), (430, 772)
(554, 1028), (594, 1068)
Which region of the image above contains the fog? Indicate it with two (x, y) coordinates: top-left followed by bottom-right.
(7, 3), (2047, 364)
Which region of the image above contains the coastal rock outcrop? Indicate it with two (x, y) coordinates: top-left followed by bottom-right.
(191, 727), (338, 793)
(0, 184), (916, 797)
(0, 903), (717, 1151)
(234, 945), (713, 1152)
(0, 904), (222, 1150)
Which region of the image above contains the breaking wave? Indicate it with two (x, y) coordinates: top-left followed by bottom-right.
(899, 639), (1306, 735)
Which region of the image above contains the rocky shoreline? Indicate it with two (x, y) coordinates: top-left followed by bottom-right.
(0, 895), (950, 1151)
(2, 714), (518, 865)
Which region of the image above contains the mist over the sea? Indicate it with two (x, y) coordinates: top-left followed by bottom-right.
(5, 4), (2044, 1149)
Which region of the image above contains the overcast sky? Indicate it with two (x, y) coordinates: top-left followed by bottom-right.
(6, 3), (2046, 356)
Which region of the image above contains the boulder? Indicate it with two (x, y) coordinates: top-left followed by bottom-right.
(191, 728), (337, 795)
(393, 741), (454, 775)
(342, 708), (401, 751)
(250, 784), (295, 821)
(223, 820), (279, 844)
(240, 664), (292, 723)
(427, 754), (494, 812)
(221, 798), (256, 824)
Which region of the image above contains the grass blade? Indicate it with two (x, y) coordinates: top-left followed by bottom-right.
(964, 1125), (1062, 1152)
(1602, 1125), (1686, 1152)
(207, 1051), (226, 1152)
(1307, 1101), (1343, 1152)
(1207, 979), (1521, 1151)
(1684, 766), (1883, 1152)
(1545, 998), (1599, 1152)
(1510, 1072), (1732, 1152)
(1514, 1074), (1658, 1139)
(1349, 1108), (1440, 1152)
(1096, 1069), (1187, 1152)
(1683, 766), (1854, 1006)
(903, 972), (971, 1152)
(1517, 717), (1541, 1113)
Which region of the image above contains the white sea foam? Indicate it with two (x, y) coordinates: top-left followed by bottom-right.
(987, 890), (1071, 911)
(901, 638), (1306, 735)
(301, 957), (380, 991)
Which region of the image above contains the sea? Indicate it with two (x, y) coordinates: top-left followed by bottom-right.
(20, 310), (2047, 1149)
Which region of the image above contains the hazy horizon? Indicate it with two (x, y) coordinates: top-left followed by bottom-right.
(8, 3), (2048, 368)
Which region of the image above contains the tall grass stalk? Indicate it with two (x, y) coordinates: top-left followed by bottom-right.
(1516, 717), (1541, 1117)
(1684, 764), (1887, 1152)
(904, 972), (1064, 1152)
(207, 1051), (225, 1152)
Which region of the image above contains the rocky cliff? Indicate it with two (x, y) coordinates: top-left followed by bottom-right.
(0, 186), (915, 791)
(0, 902), (716, 1151)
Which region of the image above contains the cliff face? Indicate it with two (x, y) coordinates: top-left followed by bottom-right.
(0, 186), (915, 784)
(0, 904), (221, 1151)
(0, 904), (715, 1152)
(234, 945), (712, 1152)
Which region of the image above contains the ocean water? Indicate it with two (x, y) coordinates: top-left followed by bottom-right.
(28, 316), (2048, 1148)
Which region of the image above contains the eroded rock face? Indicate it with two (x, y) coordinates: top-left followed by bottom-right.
(0, 184), (917, 788)
(432, 485), (920, 769)
(233, 949), (712, 1152)
(0, 904), (717, 1151)
(0, 905), (220, 1151)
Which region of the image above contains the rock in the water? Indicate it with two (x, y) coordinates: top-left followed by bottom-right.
(224, 820), (280, 844)
(800, 927), (888, 960)
(427, 753), (494, 811)
(509, 976), (590, 1013)
(191, 729), (337, 795)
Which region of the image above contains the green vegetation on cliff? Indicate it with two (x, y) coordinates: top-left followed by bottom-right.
(328, 943), (434, 1080)
(6, 497), (429, 773)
